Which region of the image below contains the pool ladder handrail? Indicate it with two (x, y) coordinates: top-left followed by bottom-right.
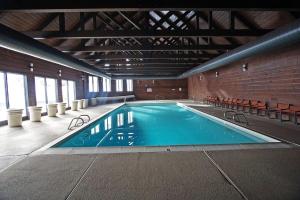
(68, 114), (91, 130)
(224, 111), (249, 125)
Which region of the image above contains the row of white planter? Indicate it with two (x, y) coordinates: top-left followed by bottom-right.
(7, 99), (90, 127)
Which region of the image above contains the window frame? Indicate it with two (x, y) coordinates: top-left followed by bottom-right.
(35, 76), (58, 112)
(88, 75), (99, 92)
(62, 79), (76, 107)
(103, 77), (111, 92)
(116, 79), (123, 92)
(126, 79), (133, 92)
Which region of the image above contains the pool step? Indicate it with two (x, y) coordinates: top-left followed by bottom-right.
(68, 115), (91, 130)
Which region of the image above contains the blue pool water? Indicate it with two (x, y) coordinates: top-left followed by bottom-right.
(54, 103), (276, 147)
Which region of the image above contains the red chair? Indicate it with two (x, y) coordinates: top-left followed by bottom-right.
(280, 105), (300, 124)
(256, 102), (268, 116)
(222, 98), (231, 108)
(249, 100), (260, 114)
(235, 99), (244, 110)
(240, 99), (250, 112)
(230, 98), (238, 110)
(268, 103), (290, 119)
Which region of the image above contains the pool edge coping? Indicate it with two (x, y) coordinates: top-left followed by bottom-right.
(32, 103), (126, 155)
(32, 100), (291, 156)
(177, 102), (280, 143)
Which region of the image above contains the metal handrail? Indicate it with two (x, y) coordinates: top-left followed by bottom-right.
(79, 115), (90, 123)
(68, 114), (91, 130)
(224, 111), (249, 125)
(233, 113), (249, 125)
(224, 110), (236, 120)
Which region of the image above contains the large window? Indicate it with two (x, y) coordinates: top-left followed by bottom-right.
(62, 80), (76, 107)
(35, 77), (57, 112)
(116, 79), (123, 92)
(103, 77), (111, 92)
(0, 72), (28, 121)
(0, 72), (7, 121)
(88, 76), (99, 92)
(126, 79), (133, 92)
(7, 73), (27, 116)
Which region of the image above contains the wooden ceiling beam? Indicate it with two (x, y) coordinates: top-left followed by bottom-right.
(59, 44), (239, 52)
(25, 29), (272, 39)
(76, 53), (218, 60)
(1, 0), (299, 12)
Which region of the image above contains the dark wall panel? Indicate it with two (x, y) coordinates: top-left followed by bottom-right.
(188, 45), (300, 106)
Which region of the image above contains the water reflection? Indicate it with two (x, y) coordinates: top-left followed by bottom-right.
(117, 113), (124, 127)
(104, 116), (112, 130)
(63, 108), (138, 147)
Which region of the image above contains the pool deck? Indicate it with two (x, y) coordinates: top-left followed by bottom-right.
(0, 100), (300, 200)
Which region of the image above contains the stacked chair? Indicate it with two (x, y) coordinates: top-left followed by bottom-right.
(205, 96), (299, 125)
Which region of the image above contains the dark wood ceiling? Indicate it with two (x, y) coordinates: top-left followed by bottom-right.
(0, 5), (299, 78)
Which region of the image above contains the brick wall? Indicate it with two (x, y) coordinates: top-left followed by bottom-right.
(188, 45), (300, 106)
(133, 79), (188, 100)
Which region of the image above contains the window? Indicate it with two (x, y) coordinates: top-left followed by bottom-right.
(88, 76), (99, 92)
(0, 72), (28, 121)
(62, 80), (76, 107)
(103, 77), (111, 92)
(0, 72), (7, 121)
(116, 79), (123, 92)
(126, 79), (133, 92)
(35, 77), (57, 112)
(46, 78), (57, 104)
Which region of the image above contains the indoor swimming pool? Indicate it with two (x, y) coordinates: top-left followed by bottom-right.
(53, 103), (279, 147)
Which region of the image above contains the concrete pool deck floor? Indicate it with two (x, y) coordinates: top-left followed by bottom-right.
(0, 100), (300, 199)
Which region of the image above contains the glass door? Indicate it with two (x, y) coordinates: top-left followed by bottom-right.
(46, 78), (57, 104)
(35, 77), (47, 112)
(62, 80), (76, 107)
(35, 76), (57, 112)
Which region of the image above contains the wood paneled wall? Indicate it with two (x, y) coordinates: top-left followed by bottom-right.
(133, 79), (188, 100)
(188, 45), (300, 106)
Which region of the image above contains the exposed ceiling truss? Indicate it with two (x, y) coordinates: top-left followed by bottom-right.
(0, 4), (300, 78)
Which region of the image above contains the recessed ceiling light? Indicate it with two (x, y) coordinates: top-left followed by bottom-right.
(96, 59), (100, 62)
(104, 64), (110, 67)
(126, 59), (130, 62)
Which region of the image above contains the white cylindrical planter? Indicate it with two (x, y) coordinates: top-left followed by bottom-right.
(57, 102), (67, 115)
(7, 109), (23, 127)
(71, 100), (79, 111)
(91, 98), (97, 106)
(47, 104), (57, 117)
(28, 106), (42, 122)
(78, 99), (84, 109)
(96, 97), (102, 104)
(83, 99), (89, 108)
